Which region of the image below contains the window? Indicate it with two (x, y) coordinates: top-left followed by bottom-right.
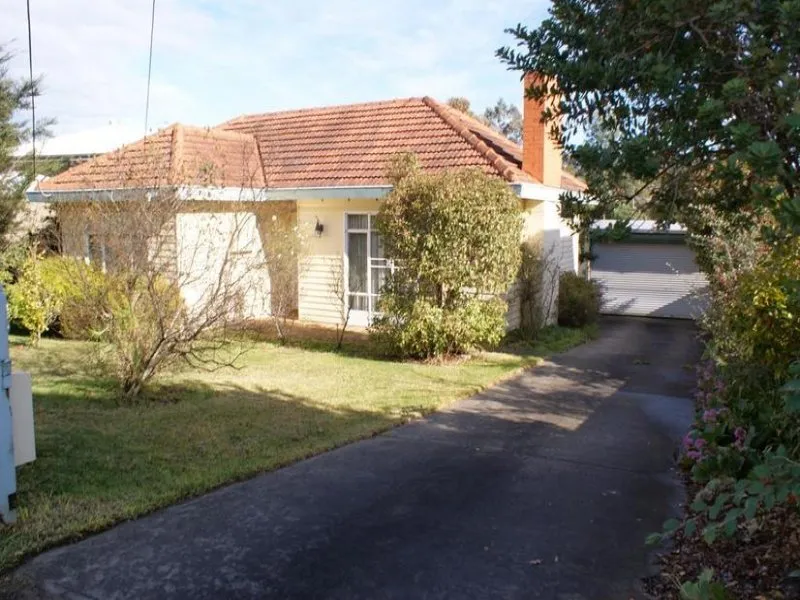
(345, 213), (391, 316)
(85, 232), (107, 272)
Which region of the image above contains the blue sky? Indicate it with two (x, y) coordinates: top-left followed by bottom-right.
(1, 0), (549, 138)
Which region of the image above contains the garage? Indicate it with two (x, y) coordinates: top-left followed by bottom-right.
(590, 222), (708, 319)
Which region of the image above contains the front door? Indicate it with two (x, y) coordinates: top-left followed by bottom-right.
(345, 213), (390, 327)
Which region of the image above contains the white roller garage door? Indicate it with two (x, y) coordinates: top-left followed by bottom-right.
(591, 242), (707, 319)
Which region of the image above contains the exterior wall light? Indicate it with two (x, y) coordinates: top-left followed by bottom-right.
(314, 217), (324, 237)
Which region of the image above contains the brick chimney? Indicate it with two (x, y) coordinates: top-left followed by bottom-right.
(522, 72), (562, 187)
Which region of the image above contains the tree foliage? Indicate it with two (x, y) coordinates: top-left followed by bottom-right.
(446, 96), (475, 116)
(448, 96), (523, 143)
(483, 98), (522, 143)
(499, 3), (800, 589)
(371, 154), (522, 358)
(498, 0), (800, 240)
(0, 46), (50, 245)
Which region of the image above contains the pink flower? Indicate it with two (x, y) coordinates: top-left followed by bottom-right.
(733, 427), (747, 450)
(686, 450), (702, 461)
(694, 438), (707, 449)
(702, 407), (728, 424)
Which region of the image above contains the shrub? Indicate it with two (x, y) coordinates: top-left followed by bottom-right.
(689, 236), (800, 463)
(557, 272), (602, 327)
(372, 295), (507, 358)
(371, 153), (522, 359)
(55, 195), (266, 400)
(515, 241), (560, 338)
(656, 227), (800, 556)
(7, 253), (86, 345)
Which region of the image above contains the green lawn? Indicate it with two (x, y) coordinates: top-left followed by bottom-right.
(0, 326), (594, 572)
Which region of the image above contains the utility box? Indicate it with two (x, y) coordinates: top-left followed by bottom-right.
(11, 372), (34, 466)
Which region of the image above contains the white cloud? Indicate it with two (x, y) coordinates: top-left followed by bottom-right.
(0, 0), (548, 137)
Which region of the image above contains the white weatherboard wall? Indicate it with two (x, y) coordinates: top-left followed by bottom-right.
(296, 198), (383, 325)
(176, 212), (271, 319)
(591, 242), (707, 319)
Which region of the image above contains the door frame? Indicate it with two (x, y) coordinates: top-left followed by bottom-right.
(343, 211), (382, 327)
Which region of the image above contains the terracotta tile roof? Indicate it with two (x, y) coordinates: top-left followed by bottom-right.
(40, 97), (584, 193)
(39, 124), (265, 192)
(220, 97), (540, 188)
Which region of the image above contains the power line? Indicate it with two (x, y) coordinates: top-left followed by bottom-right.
(144, 0), (156, 136)
(26, 0), (36, 177)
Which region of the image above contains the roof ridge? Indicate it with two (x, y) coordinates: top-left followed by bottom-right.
(220, 97), (426, 128)
(170, 123), (184, 185)
(438, 101), (524, 156)
(40, 125), (170, 189)
(179, 123), (258, 143)
(422, 97), (519, 182)
(253, 139), (269, 188)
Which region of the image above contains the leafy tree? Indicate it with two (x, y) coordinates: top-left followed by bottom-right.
(448, 96), (524, 143)
(483, 98), (522, 143)
(497, 0), (800, 240)
(497, 4), (800, 587)
(371, 153), (522, 358)
(0, 46), (48, 245)
(446, 96), (475, 116)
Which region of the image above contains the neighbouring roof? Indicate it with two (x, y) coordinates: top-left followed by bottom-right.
(14, 121), (143, 158)
(38, 124), (265, 192)
(38, 97), (584, 193)
(593, 219), (687, 234)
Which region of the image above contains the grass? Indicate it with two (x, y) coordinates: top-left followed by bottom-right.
(0, 325), (594, 573)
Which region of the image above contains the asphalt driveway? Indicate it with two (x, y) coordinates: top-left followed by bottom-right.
(11, 317), (700, 599)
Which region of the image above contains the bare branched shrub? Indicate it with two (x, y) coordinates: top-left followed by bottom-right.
(516, 240), (560, 337)
(56, 193), (268, 399)
(329, 259), (352, 350)
(256, 204), (309, 343)
(49, 126), (273, 399)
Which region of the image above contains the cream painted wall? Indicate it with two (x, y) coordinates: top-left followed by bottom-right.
(296, 197), (383, 325)
(56, 202), (273, 320)
(175, 211), (271, 319)
(506, 199), (579, 330)
(56, 193), (578, 332)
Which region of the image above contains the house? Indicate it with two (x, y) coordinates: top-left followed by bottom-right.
(27, 81), (584, 329)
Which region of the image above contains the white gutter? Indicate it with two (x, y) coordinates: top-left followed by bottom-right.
(28, 181), (570, 204)
(511, 182), (571, 203)
(27, 184), (395, 203)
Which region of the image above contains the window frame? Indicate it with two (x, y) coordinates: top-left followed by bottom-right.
(84, 230), (107, 273)
(343, 212), (393, 319)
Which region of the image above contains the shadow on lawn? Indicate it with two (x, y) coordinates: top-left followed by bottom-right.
(4, 381), (402, 576)
(22, 382), (400, 498)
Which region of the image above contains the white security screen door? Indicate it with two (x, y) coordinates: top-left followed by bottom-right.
(346, 213), (390, 326)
